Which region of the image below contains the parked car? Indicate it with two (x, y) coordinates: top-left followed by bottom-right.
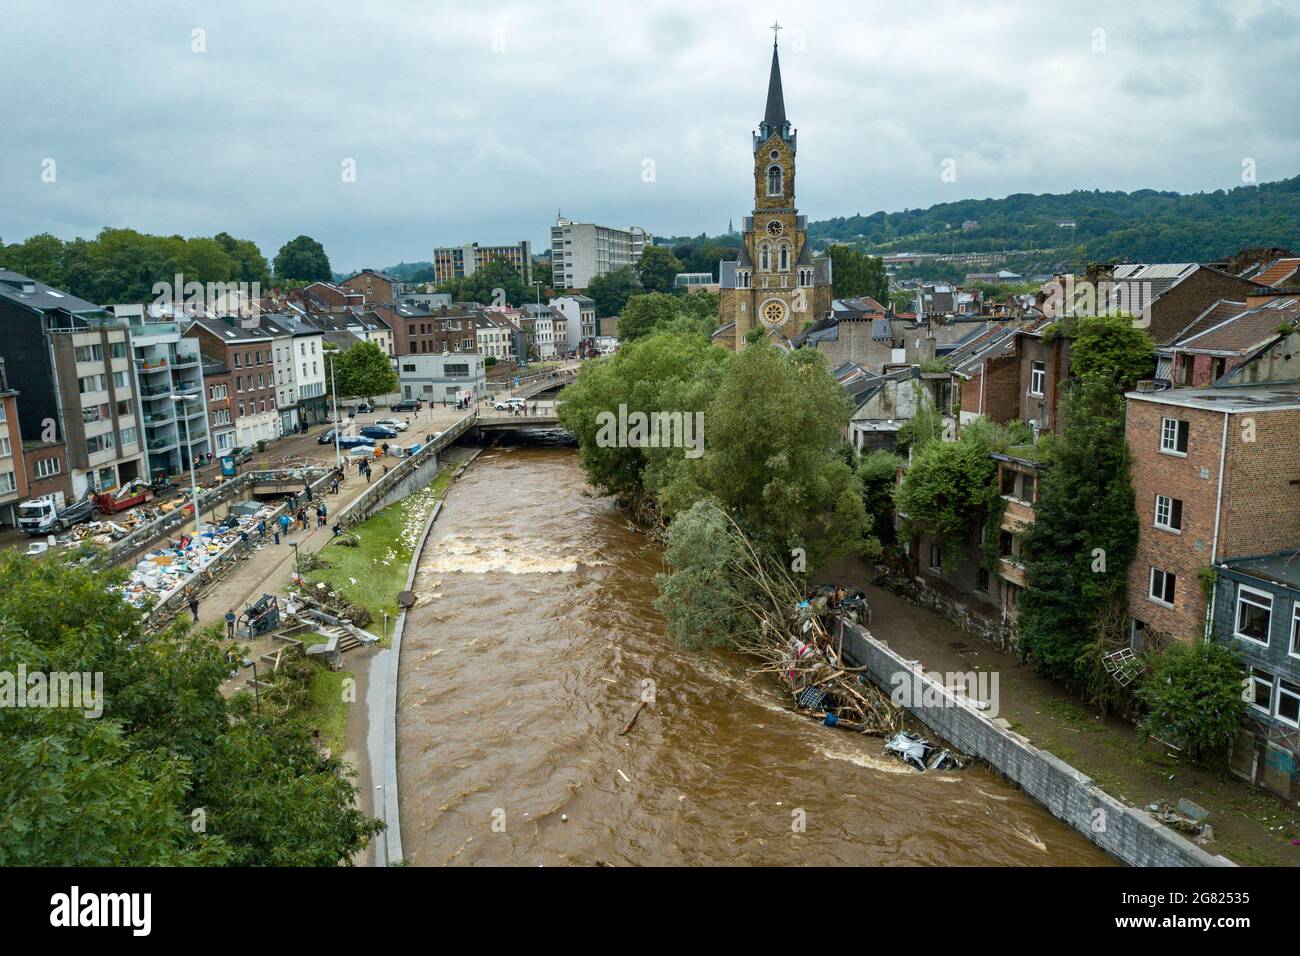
(230, 446), (255, 464)
(374, 418), (409, 431)
(337, 435), (376, 449)
(494, 397), (527, 411)
(350, 402), (374, 415)
(318, 428), (340, 445)
(391, 399), (422, 412)
(359, 425), (398, 440)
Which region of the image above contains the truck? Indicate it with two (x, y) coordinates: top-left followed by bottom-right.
(92, 480), (156, 515)
(16, 492), (96, 535)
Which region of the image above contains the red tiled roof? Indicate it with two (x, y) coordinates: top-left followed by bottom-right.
(1254, 258), (1300, 288)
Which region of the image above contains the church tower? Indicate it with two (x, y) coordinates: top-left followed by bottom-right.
(716, 25), (832, 351)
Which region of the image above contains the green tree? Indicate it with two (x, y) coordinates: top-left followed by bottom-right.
(826, 244), (888, 302)
(662, 342), (874, 568)
(619, 292), (688, 343)
(0, 552), (381, 866)
(636, 245), (683, 294)
(327, 340), (397, 399)
(1017, 376), (1139, 680)
(586, 267), (642, 316)
(273, 235), (332, 283)
(894, 421), (999, 565)
(1069, 314), (1156, 390)
(858, 450), (903, 549)
(653, 500), (752, 651)
(1138, 642), (1245, 761)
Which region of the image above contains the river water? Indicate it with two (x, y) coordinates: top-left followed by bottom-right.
(395, 447), (1111, 865)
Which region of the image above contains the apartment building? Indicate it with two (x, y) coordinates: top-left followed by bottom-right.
(0, 270), (147, 496)
(550, 217), (648, 290)
(340, 269), (404, 306)
(520, 303), (558, 360)
(0, 359), (27, 525)
(475, 312), (518, 361)
(378, 303), (468, 356)
(202, 357), (237, 457)
(112, 306), (210, 479)
(1125, 380), (1300, 646)
(432, 242), (532, 286)
(260, 314), (327, 428)
(1211, 549), (1300, 796)
(187, 316), (280, 447)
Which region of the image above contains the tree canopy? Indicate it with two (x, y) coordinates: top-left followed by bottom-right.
(586, 266), (642, 316)
(273, 235), (332, 283)
(0, 552), (382, 865)
(326, 339), (397, 399)
(636, 245), (683, 294)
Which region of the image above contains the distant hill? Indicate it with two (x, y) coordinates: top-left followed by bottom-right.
(806, 175), (1300, 265)
(379, 260), (434, 281)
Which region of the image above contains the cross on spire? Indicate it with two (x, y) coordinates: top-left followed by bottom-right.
(770, 20), (781, 46)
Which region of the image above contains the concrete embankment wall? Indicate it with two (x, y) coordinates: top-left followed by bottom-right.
(840, 622), (1233, 868)
(336, 413), (475, 528)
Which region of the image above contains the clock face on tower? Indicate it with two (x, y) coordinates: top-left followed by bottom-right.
(766, 219), (783, 237)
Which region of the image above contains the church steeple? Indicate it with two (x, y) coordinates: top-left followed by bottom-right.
(756, 23), (795, 150)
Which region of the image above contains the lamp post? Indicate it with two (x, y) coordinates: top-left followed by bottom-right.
(171, 394), (203, 532)
(329, 353), (341, 470)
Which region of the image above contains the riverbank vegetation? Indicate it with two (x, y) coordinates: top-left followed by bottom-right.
(0, 551), (382, 866)
(305, 475), (451, 641)
(561, 331), (877, 652)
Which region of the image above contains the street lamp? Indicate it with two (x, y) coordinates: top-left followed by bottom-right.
(329, 352), (341, 469)
(171, 394), (204, 532)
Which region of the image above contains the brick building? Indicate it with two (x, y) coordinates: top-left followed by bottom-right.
(1125, 383), (1300, 645)
(377, 303), (468, 356)
(340, 270), (401, 306)
(187, 317), (280, 447)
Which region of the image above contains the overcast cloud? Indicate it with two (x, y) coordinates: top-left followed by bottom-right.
(2, 0), (1298, 272)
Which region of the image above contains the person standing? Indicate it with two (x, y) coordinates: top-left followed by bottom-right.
(188, 593), (200, 622)
(225, 609), (236, 639)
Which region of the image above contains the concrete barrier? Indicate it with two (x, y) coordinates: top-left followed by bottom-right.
(336, 412), (475, 529)
(839, 621), (1234, 867)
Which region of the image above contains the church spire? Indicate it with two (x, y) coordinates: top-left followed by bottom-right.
(757, 22), (794, 150)
(763, 23), (786, 130)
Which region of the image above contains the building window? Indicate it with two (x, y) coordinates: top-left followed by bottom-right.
(1029, 361), (1045, 396)
(766, 164), (783, 196)
(976, 567), (989, 593)
(1249, 667), (1274, 715)
(35, 457), (61, 479)
(1278, 679), (1300, 727)
(0, 436), (9, 458)
(74, 343), (104, 363)
(1292, 603), (1300, 657)
(928, 543), (942, 572)
(78, 374), (105, 394)
(1149, 567), (1176, 606)
(119, 426), (137, 447)
(779, 244), (789, 271)
(759, 244), (771, 271)
(1153, 494), (1182, 532)
(1159, 417), (1189, 455)
(1234, 585), (1273, 645)
(0, 471), (14, 494)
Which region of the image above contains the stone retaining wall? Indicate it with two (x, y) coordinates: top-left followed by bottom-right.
(840, 621), (1233, 867)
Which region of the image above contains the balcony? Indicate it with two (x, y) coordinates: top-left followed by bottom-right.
(998, 556), (1027, 588)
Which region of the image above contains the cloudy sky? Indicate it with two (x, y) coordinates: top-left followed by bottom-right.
(2, 0), (1298, 273)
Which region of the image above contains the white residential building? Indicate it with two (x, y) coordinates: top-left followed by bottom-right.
(521, 303), (558, 360)
(550, 295), (597, 352)
(550, 216), (649, 290)
(398, 353), (486, 403)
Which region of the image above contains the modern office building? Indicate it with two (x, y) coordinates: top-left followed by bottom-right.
(0, 270), (147, 497)
(397, 353), (486, 403)
(550, 217), (648, 290)
(432, 242), (533, 286)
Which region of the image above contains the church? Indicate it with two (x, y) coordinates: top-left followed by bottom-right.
(715, 27), (833, 351)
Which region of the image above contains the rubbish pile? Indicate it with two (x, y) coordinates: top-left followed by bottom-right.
(883, 731), (966, 772)
(120, 501), (279, 608)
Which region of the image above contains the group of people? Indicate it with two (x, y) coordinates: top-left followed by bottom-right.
(505, 402), (541, 417)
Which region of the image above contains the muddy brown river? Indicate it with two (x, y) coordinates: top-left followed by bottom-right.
(396, 447), (1112, 865)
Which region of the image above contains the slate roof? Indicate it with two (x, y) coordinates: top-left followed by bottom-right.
(1170, 297), (1300, 354)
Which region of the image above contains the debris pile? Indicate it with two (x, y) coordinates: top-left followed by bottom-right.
(120, 502), (279, 607)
